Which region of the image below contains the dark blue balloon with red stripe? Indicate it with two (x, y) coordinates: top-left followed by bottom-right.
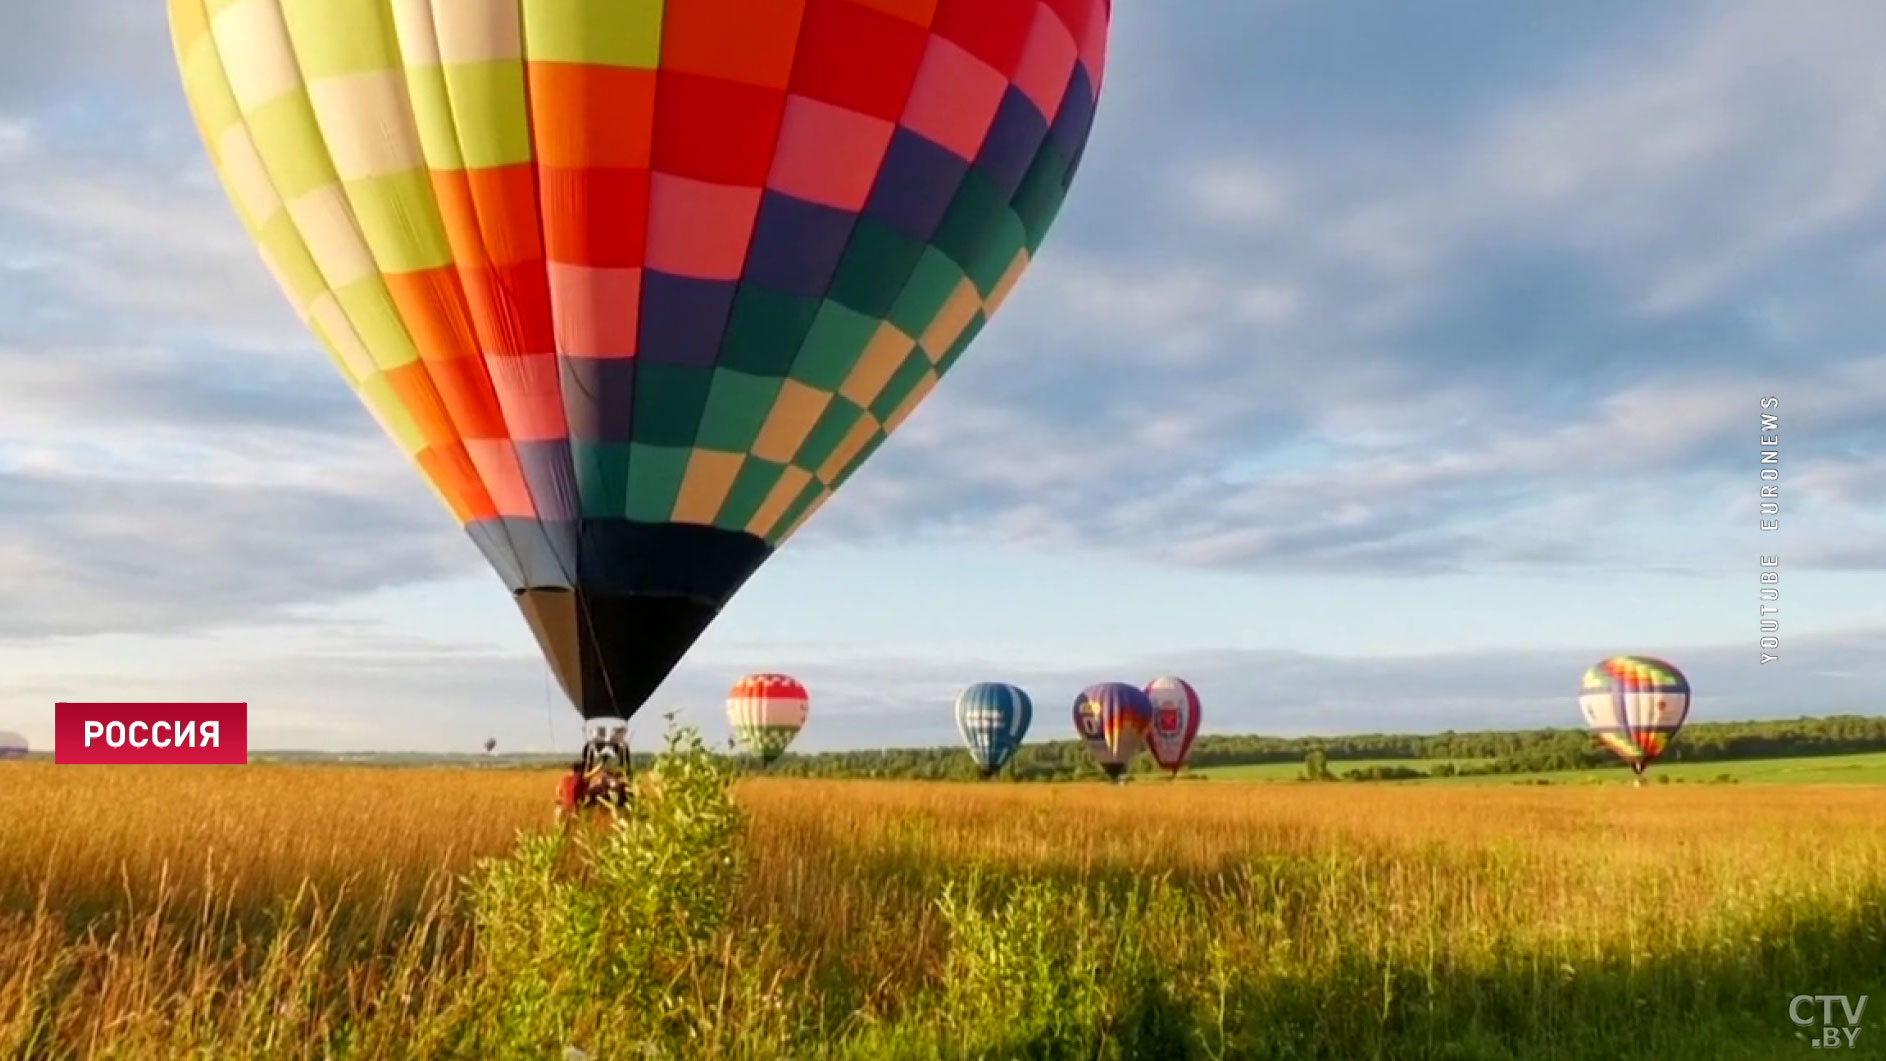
(1073, 682), (1152, 781)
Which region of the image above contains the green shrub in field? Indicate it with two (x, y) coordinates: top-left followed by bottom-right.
(458, 722), (784, 1059)
(925, 873), (1195, 1060)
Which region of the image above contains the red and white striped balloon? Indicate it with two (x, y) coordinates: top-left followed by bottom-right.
(727, 673), (810, 765)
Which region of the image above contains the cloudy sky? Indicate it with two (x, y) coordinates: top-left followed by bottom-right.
(2, 0), (1882, 754)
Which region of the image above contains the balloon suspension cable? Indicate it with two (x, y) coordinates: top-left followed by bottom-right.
(542, 660), (557, 753)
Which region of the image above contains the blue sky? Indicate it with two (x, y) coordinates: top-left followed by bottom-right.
(1, 0), (1883, 754)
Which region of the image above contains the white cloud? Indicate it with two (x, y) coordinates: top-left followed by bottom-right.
(1797, 457), (1886, 508)
(836, 342), (1886, 575)
(1165, 1), (1886, 316)
(0, 120), (28, 156)
(1231, 283), (1305, 326)
(0, 121), (306, 354)
(0, 469), (471, 640)
(1182, 159), (1297, 229)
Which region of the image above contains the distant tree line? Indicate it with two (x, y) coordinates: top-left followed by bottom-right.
(738, 715), (1886, 782)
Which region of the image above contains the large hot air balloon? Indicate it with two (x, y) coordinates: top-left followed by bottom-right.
(1071, 682), (1149, 782)
(1143, 676), (1200, 776)
(168, 2), (1111, 743)
(955, 681), (1032, 778)
(1578, 656), (1690, 784)
(728, 673), (809, 765)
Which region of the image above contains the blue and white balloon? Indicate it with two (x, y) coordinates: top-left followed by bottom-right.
(955, 683), (1033, 779)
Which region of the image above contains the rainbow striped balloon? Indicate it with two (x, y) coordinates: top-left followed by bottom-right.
(167, 0), (1111, 725)
(1578, 656), (1690, 777)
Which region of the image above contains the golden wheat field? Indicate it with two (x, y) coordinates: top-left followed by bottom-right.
(3, 755), (1885, 1060)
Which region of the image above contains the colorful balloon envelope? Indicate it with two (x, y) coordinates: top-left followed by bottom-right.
(1578, 656), (1690, 777)
(1071, 682), (1150, 781)
(168, 1), (1111, 725)
(955, 682), (1033, 779)
(1143, 676), (1200, 775)
(727, 673), (809, 765)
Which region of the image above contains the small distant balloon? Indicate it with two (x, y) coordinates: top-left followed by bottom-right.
(483, 737), (497, 756)
(0, 731), (25, 760)
(1578, 656), (1690, 781)
(1143, 677), (1201, 775)
(955, 682), (1033, 779)
(728, 674), (809, 766)
(1072, 683), (1152, 782)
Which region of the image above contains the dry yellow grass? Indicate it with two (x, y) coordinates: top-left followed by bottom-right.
(2, 762), (1884, 1059)
(739, 779), (1886, 988)
(0, 765), (547, 917)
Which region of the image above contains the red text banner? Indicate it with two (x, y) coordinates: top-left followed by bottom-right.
(54, 703), (248, 765)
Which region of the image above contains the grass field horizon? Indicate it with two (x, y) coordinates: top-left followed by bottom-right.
(16, 708), (1876, 774)
(4, 727), (1884, 1059)
(1191, 750), (1886, 785)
